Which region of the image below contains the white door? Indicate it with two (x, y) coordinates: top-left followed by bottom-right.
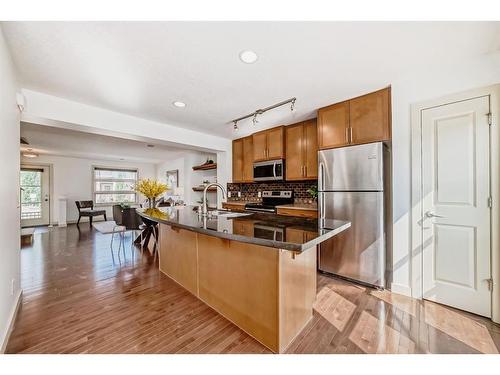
(422, 95), (491, 317)
(20, 165), (50, 227)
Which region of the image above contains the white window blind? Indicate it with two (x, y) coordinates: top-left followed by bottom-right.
(92, 167), (138, 205)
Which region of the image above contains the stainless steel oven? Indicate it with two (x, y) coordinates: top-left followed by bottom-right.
(253, 159), (284, 181)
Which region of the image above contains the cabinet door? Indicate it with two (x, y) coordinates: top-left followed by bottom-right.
(252, 131), (268, 162)
(318, 101), (350, 150)
(285, 123), (304, 180)
(242, 136), (254, 182)
(350, 87), (390, 145)
(304, 119), (318, 179)
(266, 126), (284, 160)
(232, 139), (244, 183)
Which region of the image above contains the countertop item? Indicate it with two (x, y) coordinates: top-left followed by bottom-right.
(137, 206), (350, 252)
(276, 203), (318, 211)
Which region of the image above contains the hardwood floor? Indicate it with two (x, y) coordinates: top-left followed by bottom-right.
(6, 224), (500, 354)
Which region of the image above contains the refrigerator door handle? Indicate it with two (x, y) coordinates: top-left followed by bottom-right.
(318, 162), (325, 191)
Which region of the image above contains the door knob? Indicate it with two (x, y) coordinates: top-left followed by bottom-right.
(425, 211), (445, 218)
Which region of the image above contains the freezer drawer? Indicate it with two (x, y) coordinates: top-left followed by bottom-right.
(319, 191), (385, 287)
(318, 142), (383, 191)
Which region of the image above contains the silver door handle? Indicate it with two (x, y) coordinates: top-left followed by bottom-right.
(349, 127), (353, 143)
(304, 165), (307, 177)
(318, 162), (325, 191)
(319, 192), (324, 219)
(345, 128), (349, 143)
(425, 211), (445, 218)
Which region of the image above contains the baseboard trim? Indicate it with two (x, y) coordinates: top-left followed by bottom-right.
(390, 282), (412, 297)
(0, 289), (23, 353)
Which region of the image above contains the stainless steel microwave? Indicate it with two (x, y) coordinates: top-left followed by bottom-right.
(253, 159), (284, 181)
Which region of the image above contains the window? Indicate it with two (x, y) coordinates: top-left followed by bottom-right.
(92, 167), (138, 205)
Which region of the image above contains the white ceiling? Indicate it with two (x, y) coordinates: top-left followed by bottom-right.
(20, 122), (189, 164)
(4, 22), (500, 139)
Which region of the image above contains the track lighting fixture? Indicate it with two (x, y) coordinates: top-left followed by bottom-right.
(229, 97), (297, 129)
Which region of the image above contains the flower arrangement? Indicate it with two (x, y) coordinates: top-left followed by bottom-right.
(134, 179), (169, 207)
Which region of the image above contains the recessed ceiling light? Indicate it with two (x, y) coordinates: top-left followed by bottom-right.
(22, 149), (38, 158)
(173, 101), (186, 108)
(239, 50), (258, 64)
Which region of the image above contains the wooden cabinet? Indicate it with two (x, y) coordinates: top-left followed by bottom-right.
(232, 138), (244, 182)
(222, 202), (246, 212)
(277, 207), (318, 219)
(318, 87), (391, 150)
(232, 136), (253, 183)
(318, 101), (350, 149)
(266, 126), (284, 160)
(252, 126), (284, 162)
(350, 87), (390, 144)
(242, 136), (253, 182)
(285, 119), (318, 180)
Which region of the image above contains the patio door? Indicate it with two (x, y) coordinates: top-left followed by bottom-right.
(20, 165), (50, 227)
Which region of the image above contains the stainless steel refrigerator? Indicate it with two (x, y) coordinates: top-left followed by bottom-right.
(318, 142), (389, 288)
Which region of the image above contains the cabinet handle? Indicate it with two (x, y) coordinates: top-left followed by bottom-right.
(301, 165), (304, 176)
(345, 128), (349, 143)
(304, 165), (307, 177)
(349, 127), (353, 143)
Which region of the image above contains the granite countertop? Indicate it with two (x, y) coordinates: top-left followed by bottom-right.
(276, 203), (318, 211)
(137, 206), (350, 252)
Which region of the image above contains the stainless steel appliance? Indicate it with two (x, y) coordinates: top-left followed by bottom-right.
(253, 159), (284, 181)
(318, 142), (387, 288)
(245, 190), (293, 213)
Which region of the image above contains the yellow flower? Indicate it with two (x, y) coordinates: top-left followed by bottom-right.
(134, 179), (169, 199)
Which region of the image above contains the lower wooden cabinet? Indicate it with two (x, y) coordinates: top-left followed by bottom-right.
(277, 207), (318, 219)
(222, 202), (246, 212)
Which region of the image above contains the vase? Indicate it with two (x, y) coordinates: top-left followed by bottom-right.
(148, 197), (156, 209)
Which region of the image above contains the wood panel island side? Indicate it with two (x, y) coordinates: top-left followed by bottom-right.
(137, 207), (350, 353)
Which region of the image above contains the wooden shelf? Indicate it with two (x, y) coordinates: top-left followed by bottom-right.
(192, 186), (217, 192)
(192, 163), (217, 171)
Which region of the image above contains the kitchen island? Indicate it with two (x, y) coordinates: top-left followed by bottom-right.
(137, 206), (350, 353)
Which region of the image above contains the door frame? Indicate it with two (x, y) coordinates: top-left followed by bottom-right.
(411, 84), (500, 323)
(20, 162), (54, 227)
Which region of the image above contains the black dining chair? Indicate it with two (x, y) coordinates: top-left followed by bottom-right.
(112, 205), (147, 256)
(75, 200), (107, 226)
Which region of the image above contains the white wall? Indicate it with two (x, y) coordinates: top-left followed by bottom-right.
(156, 151), (217, 207)
(390, 52), (500, 295)
(0, 26), (21, 351)
(21, 154), (156, 224)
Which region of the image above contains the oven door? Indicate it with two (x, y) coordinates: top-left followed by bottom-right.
(253, 160), (284, 181)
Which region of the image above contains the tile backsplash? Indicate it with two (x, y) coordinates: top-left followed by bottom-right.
(227, 181), (317, 203)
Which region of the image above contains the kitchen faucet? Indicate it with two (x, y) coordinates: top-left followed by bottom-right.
(201, 182), (226, 216)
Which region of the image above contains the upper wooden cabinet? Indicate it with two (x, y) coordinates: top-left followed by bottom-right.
(232, 136), (254, 183)
(285, 119), (318, 180)
(242, 136), (254, 182)
(232, 138), (244, 182)
(318, 101), (350, 149)
(318, 87), (391, 150)
(252, 126), (284, 162)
